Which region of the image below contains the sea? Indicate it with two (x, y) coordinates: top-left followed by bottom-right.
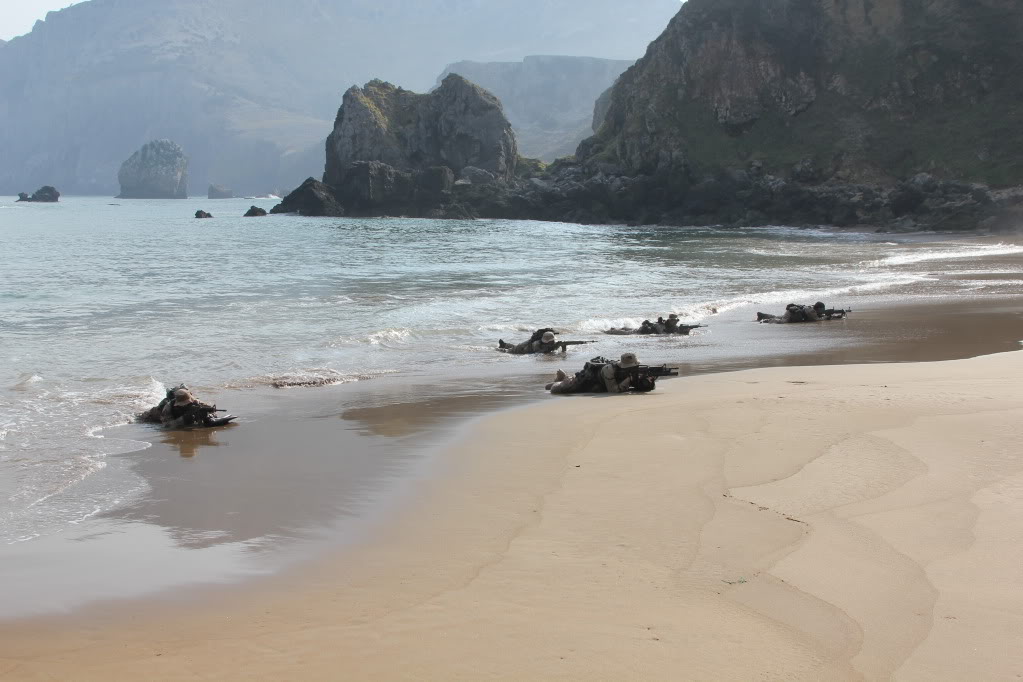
(2, 195), (1022, 617)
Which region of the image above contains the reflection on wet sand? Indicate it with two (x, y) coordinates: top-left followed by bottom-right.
(160, 426), (234, 458)
(340, 381), (538, 437)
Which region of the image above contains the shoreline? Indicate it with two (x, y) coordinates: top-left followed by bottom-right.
(2, 347), (1021, 679)
(1, 291), (1022, 678)
(1, 295), (1021, 623)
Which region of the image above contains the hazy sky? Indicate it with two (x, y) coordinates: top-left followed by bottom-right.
(1, 1), (85, 41)
(0, 0), (684, 41)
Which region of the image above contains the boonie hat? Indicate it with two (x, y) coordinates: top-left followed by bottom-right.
(173, 388), (194, 405)
(541, 331), (556, 343)
(619, 352), (640, 368)
(668, 313), (679, 320)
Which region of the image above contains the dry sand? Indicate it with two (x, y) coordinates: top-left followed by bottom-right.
(3, 350), (1023, 680)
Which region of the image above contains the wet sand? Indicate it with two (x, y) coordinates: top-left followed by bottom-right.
(1, 298), (1022, 618)
(1, 300), (1021, 679)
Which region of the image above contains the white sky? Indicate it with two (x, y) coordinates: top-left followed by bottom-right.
(0, 1), (86, 41)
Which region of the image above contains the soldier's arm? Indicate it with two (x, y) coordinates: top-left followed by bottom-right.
(601, 365), (631, 393)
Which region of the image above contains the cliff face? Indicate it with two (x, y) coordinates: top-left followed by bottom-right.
(117, 140), (189, 199)
(583, 0), (1023, 186)
(0, 0), (678, 195)
(325, 75), (517, 187)
(439, 56), (633, 162)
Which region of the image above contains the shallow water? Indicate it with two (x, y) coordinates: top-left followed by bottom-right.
(2, 196), (1022, 615)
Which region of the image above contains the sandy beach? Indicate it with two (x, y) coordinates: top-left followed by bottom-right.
(3, 338), (1022, 680)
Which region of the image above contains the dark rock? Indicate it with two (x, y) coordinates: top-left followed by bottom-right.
(578, 0), (1023, 202)
(889, 185), (926, 217)
(417, 166), (455, 197)
(460, 166), (497, 185)
(117, 140), (188, 199)
(195, 210), (213, 219)
(208, 184), (234, 199)
(243, 206), (267, 217)
(335, 161), (417, 215)
(791, 159), (822, 184)
(270, 178), (345, 217)
(16, 186), (60, 202)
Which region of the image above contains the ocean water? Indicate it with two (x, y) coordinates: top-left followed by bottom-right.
(2, 196), (1022, 563)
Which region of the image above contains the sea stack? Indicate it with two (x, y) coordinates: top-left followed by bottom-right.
(324, 74), (517, 188)
(117, 140), (189, 199)
(273, 74), (517, 218)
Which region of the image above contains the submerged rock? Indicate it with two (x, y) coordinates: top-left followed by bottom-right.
(270, 178), (345, 217)
(195, 210), (213, 219)
(16, 186), (60, 202)
(208, 184), (234, 199)
(243, 205), (267, 217)
(117, 140), (189, 199)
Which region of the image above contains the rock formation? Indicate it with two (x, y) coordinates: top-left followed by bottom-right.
(117, 140), (189, 199)
(195, 210), (213, 219)
(208, 184), (233, 199)
(244, 206), (267, 217)
(272, 0), (1023, 231)
(438, 56), (634, 161)
(275, 75), (521, 219)
(582, 0), (1023, 188)
(0, 0), (678, 196)
(325, 75), (517, 189)
(269, 178), (345, 217)
(16, 186), (60, 202)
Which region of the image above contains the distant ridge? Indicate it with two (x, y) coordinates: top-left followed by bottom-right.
(439, 56), (633, 162)
(0, 0), (679, 195)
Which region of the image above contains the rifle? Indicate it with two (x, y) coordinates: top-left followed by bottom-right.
(628, 364), (679, 379)
(624, 364), (679, 392)
(556, 340), (594, 350)
(194, 405), (226, 414)
(823, 308), (852, 320)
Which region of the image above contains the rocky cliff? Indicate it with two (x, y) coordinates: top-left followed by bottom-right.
(325, 75), (517, 187)
(438, 56), (633, 162)
(274, 0), (1023, 230)
(0, 0), (678, 196)
(117, 140), (189, 199)
(582, 0), (1023, 188)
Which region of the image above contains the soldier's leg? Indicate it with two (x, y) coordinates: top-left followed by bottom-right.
(549, 375), (587, 394)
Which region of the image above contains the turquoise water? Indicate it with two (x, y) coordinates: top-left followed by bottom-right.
(2, 196), (1022, 552)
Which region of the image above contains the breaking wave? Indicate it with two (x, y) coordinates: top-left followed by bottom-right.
(863, 243), (1023, 267)
(243, 368), (398, 389)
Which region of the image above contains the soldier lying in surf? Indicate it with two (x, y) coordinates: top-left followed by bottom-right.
(756, 302), (849, 324)
(497, 329), (593, 354)
(604, 314), (705, 336)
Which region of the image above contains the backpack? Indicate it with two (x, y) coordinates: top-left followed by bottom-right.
(529, 328), (556, 343)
